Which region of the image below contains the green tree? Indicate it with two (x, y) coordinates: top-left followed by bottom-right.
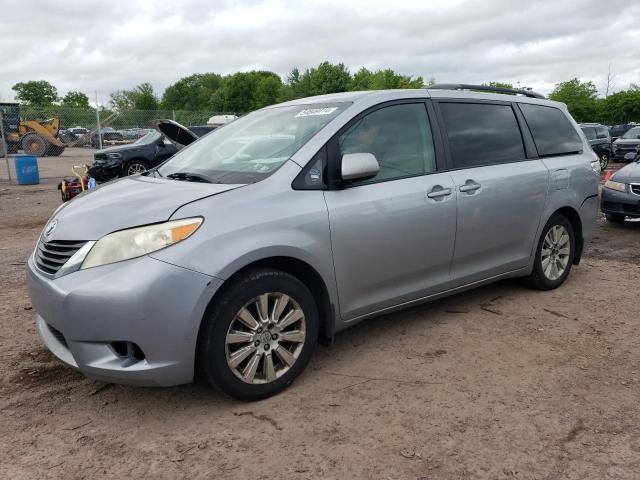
(601, 89), (640, 124)
(109, 83), (159, 111)
(548, 78), (598, 123)
(309, 62), (351, 95)
(11, 80), (58, 106)
(61, 91), (90, 109)
(351, 67), (374, 90)
(210, 71), (283, 113)
(161, 73), (223, 110)
(130, 82), (158, 110)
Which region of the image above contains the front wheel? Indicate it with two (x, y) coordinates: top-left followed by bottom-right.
(197, 269), (319, 401)
(124, 160), (148, 176)
(599, 151), (609, 170)
(524, 214), (575, 290)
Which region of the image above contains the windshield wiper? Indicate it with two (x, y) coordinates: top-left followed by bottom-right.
(165, 172), (217, 183)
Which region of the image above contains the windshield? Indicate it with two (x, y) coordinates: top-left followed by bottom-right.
(158, 103), (348, 184)
(621, 127), (640, 139)
(135, 130), (161, 145)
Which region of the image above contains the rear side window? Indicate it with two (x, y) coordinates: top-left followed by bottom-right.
(439, 102), (525, 168)
(519, 104), (582, 157)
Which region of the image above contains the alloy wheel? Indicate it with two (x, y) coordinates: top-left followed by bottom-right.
(541, 225), (571, 281)
(127, 163), (147, 175)
(225, 292), (306, 384)
(600, 152), (609, 170)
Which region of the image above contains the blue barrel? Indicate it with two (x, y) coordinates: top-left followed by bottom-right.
(14, 155), (40, 185)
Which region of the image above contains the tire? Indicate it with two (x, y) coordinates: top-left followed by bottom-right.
(197, 269), (319, 401)
(21, 133), (49, 156)
(124, 160), (148, 176)
(599, 151), (609, 170)
(524, 214), (575, 291)
(605, 213), (625, 224)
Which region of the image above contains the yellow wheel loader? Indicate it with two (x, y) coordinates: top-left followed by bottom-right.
(0, 102), (66, 157)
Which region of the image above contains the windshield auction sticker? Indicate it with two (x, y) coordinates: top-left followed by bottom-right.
(295, 107), (338, 117)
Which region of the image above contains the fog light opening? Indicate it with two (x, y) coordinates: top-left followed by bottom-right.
(110, 341), (146, 361)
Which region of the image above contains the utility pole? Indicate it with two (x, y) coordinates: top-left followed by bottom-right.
(0, 111), (12, 182)
(95, 91), (103, 150)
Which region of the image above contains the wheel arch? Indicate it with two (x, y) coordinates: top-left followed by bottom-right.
(200, 256), (336, 347)
(549, 206), (583, 265)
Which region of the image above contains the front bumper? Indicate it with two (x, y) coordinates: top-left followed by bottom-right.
(601, 187), (640, 218)
(26, 254), (223, 386)
(88, 162), (121, 182)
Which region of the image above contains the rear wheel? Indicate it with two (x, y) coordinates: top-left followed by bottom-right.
(524, 214), (575, 290)
(125, 160), (148, 176)
(605, 213), (625, 223)
(599, 151), (609, 170)
(21, 133), (49, 156)
(197, 269), (319, 401)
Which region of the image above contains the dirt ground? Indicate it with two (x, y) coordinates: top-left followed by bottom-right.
(1, 169), (639, 479)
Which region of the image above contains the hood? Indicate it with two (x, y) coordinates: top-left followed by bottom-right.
(155, 119), (198, 149)
(47, 174), (243, 241)
(612, 161), (640, 183)
(613, 138), (640, 146)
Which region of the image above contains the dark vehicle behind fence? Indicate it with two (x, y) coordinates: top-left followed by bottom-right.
(580, 123), (611, 169)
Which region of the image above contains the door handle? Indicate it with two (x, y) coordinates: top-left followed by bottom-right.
(426, 187), (452, 199)
(459, 181), (481, 193)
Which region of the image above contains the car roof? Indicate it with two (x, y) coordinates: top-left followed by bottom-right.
(270, 88), (566, 109)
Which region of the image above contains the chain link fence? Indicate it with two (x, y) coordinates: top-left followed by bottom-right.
(0, 105), (234, 180)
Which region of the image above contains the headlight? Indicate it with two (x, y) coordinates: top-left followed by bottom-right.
(604, 180), (626, 192)
(81, 217), (203, 269)
(106, 152), (122, 159)
(590, 160), (601, 175)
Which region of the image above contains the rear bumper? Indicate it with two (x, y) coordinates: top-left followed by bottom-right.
(601, 187), (640, 218)
(26, 254), (223, 386)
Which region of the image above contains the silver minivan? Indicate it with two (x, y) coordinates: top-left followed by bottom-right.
(27, 85), (600, 400)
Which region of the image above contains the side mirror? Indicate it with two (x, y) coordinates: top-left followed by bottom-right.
(341, 153), (379, 182)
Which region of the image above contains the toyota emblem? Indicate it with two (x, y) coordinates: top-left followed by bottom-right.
(44, 219), (58, 237)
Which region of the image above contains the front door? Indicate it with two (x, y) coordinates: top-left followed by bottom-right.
(324, 102), (457, 321)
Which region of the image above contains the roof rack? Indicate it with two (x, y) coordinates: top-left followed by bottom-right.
(428, 83), (546, 100)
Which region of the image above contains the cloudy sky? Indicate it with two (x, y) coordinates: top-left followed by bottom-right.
(1, 0), (639, 103)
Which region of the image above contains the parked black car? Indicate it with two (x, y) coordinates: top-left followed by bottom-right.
(609, 123), (636, 141)
(612, 126), (640, 162)
(601, 156), (640, 222)
(89, 131), (179, 181)
(580, 123), (612, 169)
(88, 122), (216, 182)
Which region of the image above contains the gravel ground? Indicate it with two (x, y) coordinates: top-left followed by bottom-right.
(1, 175), (639, 479)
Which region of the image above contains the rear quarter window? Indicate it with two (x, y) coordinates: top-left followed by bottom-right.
(519, 104), (582, 157)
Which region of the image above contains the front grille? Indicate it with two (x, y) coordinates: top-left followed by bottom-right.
(35, 240), (86, 275)
(631, 184), (640, 196)
(47, 324), (68, 348)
